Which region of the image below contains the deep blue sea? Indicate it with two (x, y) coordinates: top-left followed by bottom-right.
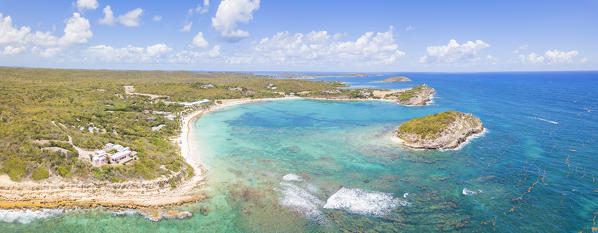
(2, 72), (597, 232)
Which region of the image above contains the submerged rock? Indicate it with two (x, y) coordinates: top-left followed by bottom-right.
(395, 111), (483, 150)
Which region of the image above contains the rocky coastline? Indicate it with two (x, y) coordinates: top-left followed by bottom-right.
(395, 111), (484, 150)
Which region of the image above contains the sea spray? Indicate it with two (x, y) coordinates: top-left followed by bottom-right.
(0, 209), (66, 224)
(323, 187), (410, 217)
(276, 174), (326, 223)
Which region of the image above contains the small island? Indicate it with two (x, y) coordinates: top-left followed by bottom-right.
(379, 76), (411, 82)
(395, 111), (483, 150)
(381, 84), (435, 105)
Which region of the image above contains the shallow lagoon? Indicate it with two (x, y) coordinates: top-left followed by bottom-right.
(2, 72), (598, 232)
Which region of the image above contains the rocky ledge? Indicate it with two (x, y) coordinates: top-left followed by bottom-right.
(395, 111), (483, 150)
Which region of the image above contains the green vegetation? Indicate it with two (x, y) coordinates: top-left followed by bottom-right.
(380, 76), (411, 82)
(31, 166), (50, 180)
(398, 84), (426, 101)
(398, 111), (460, 139)
(0, 67), (345, 182)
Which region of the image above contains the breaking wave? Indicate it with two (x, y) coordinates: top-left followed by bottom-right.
(323, 187), (410, 217)
(462, 188), (483, 196)
(277, 174), (325, 223)
(0, 209), (65, 224)
(282, 173), (304, 182)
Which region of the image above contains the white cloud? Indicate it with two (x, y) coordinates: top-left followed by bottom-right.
(212, 0), (260, 41)
(228, 26), (404, 66)
(29, 13), (92, 47)
(118, 8), (143, 27)
(77, 0), (99, 11)
(153, 15), (162, 21)
(518, 49), (579, 65)
(101, 6), (144, 27)
(192, 32), (209, 48)
(60, 13), (93, 45)
(544, 49), (578, 64)
(518, 52), (544, 64)
(181, 22), (192, 32)
(2, 45), (25, 55)
(87, 43), (172, 63)
(0, 13), (31, 45)
(193, 0), (211, 14)
(99, 6), (116, 25)
(419, 39), (490, 63)
(405, 25), (414, 31)
(581, 57), (588, 63)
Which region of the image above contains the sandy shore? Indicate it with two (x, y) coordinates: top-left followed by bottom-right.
(0, 95), (399, 214)
(0, 97), (301, 212)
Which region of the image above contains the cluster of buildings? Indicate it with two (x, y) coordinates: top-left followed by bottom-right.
(267, 83), (278, 90)
(200, 84), (214, 89)
(91, 143), (137, 166)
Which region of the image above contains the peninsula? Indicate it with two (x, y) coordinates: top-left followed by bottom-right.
(394, 111), (484, 150)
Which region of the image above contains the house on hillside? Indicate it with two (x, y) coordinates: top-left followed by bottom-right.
(91, 143), (138, 166)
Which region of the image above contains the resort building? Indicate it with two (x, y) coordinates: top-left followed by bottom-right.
(91, 143), (137, 166)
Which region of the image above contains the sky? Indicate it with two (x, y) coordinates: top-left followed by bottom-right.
(0, 0), (597, 72)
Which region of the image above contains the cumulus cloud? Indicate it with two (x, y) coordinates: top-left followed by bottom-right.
(192, 32), (209, 48)
(87, 43), (172, 63)
(212, 0), (260, 41)
(0, 12), (92, 57)
(226, 26), (404, 66)
(118, 8), (143, 27)
(153, 15), (162, 21)
(181, 22), (192, 32)
(99, 6), (115, 25)
(518, 49), (579, 65)
(0, 13), (31, 45)
(77, 0), (99, 11)
(2, 45), (25, 55)
(545, 49), (579, 64)
(29, 13), (92, 47)
(419, 39), (490, 64)
(170, 45), (222, 63)
(518, 52), (544, 64)
(100, 6), (143, 27)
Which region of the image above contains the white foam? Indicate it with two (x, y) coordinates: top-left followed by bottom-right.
(282, 173), (303, 182)
(462, 188), (483, 196)
(277, 182), (325, 223)
(530, 116), (559, 125)
(440, 128), (489, 151)
(0, 209), (65, 224)
(323, 187), (410, 217)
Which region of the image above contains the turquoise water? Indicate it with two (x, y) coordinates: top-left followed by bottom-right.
(2, 72), (598, 232)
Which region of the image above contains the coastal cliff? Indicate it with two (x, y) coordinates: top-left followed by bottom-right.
(395, 111), (483, 149)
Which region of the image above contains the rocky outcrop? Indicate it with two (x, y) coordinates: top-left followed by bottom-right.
(395, 111), (483, 150)
(396, 84), (435, 106)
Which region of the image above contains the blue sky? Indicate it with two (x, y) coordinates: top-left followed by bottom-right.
(0, 0), (596, 72)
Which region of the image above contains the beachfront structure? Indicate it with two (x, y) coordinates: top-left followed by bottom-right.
(152, 124), (165, 131)
(228, 87), (243, 91)
(200, 84), (214, 88)
(91, 143), (137, 166)
(146, 116), (157, 121)
(165, 114), (175, 120)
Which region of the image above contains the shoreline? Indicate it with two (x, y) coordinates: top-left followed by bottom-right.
(390, 127), (487, 151)
(0, 95), (397, 215)
(0, 97), (301, 213)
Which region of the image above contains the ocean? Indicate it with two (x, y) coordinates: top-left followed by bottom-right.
(2, 72), (597, 232)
